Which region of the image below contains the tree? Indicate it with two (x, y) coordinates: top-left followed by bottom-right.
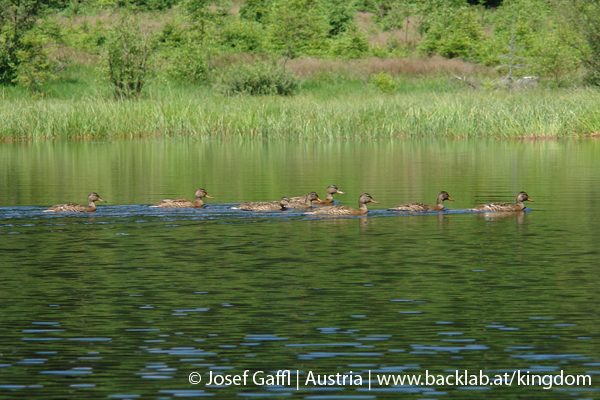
(265, 0), (330, 60)
(487, 0), (546, 81)
(157, 0), (228, 83)
(240, 0), (272, 24)
(0, 0), (47, 84)
(102, 11), (155, 98)
(559, 0), (600, 85)
(366, 0), (409, 52)
(15, 30), (55, 91)
(319, 0), (357, 37)
(418, 6), (485, 60)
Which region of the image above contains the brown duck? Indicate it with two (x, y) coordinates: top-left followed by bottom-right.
(388, 191), (454, 212)
(152, 188), (214, 208)
(304, 193), (379, 216)
(288, 192), (324, 208)
(317, 185), (345, 205)
(232, 197), (293, 211)
(469, 191), (534, 212)
(44, 193), (107, 213)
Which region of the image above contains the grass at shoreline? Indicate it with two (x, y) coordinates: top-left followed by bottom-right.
(2, 76), (600, 141)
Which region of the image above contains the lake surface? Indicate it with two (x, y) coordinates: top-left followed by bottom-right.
(1, 139), (599, 399)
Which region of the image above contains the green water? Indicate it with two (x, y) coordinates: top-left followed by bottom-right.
(1, 139), (599, 399)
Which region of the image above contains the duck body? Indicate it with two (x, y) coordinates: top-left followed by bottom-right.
(469, 191), (534, 212)
(152, 188), (213, 208)
(232, 197), (293, 211)
(288, 192), (324, 208)
(44, 193), (106, 213)
(388, 191), (454, 212)
(304, 193), (379, 216)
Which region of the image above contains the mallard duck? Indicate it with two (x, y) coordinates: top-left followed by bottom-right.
(304, 193), (379, 216)
(388, 191), (454, 212)
(469, 191), (534, 212)
(316, 185), (345, 205)
(43, 193), (106, 213)
(151, 188), (214, 208)
(288, 192), (324, 208)
(232, 197), (293, 211)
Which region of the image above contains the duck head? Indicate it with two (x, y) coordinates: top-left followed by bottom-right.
(88, 193), (106, 203)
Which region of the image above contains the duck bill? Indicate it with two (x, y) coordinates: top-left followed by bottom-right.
(369, 199), (380, 204)
(526, 198), (534, 202)
(315, 198), (324, 203)
(205, 195), (215, 199)
(98, 198), (107, 202)
(448, 197), (455, 202)
(337, 190), (345, 194)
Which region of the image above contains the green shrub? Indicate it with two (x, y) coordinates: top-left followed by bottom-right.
(101, 12), (156, 98)
(418, 8), (485, 60)
(319, 0), (357, 37)
(369, 45), (391, 58)
(130, 0), (178, 11)
(370, 71), (396, 93)
(216, 62), (299, 96)
(14, 32), (55, 91)
(265, 0), (331, 58)
(0, 0), (49, 84)
(239, 0), (272, 23)
(162, 40), (215, 83)
(330, 24), (369, 59)
(218, 18), (264, 53)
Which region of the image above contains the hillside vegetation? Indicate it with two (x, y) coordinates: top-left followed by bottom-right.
(1, 0), (600, 140)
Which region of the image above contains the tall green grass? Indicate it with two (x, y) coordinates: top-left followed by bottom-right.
(1, 72), (599, 140)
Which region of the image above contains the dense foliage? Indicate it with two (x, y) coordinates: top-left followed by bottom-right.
(1, 0), (599, 95)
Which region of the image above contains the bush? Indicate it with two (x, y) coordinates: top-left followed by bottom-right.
(319, 0), (357, 37)
(418, 8), (485, 60)
(218, 18), (265, 53)
(161, 40), (215, 83)
(216, 62), (300, 96)
(0, 0), (48, 84)
(15, 32), (55, 91)
(330, 24), (370, 59)
(101, 12), (156, 98)
(370, 71), (396, 93)
(239, 0), (272, 24)
(265, 0), (331, 58)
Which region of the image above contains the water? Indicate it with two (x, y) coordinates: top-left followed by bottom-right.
(1, 139), (599, 399)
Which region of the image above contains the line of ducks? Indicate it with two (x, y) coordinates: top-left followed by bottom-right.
(42, 185), (534, 215)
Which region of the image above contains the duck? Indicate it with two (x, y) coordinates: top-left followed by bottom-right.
(232, 197), (293, 211)
(151, 188), (213, 208)
(469, 191), (534, 212)
(43, 193), (107, 213)
(388, 191), (454, 212)
(304, 193), (379, 216)
(316, 185), (345, 205)
(288, 192), (324, 208)
(290, 185), (344, 206)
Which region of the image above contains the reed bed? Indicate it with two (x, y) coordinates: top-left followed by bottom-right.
(1, 82), (599, 141)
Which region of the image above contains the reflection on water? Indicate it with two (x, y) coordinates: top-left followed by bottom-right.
(1, 139), (600, 399)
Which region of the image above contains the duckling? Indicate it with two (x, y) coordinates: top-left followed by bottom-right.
(288, 192), (324, 208)
(152, 188), (213, 208)
(44, 193), (107, 213)
(304, 193), (379, 216)
(232, 197), (293, 211)
(469, 191), (534, 212)
(388, 191), (454, 212)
